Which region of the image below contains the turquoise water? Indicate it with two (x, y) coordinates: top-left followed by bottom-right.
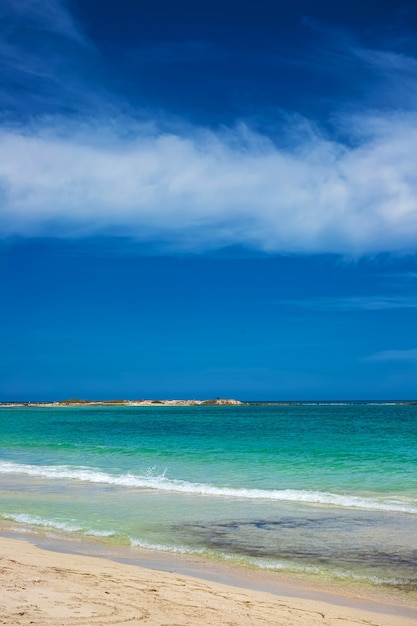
(0, 404), (416, 591)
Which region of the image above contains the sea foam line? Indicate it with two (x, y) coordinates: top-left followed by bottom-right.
(3, 513), (116, 537)
(1, 461), (416, 514)
(128, 541), (416, 587)
(4, 513), (412, 588)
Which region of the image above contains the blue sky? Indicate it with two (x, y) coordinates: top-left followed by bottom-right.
(1, 0), (417, 400)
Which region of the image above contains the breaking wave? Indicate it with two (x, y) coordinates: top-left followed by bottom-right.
(1, 461), (416, 514)
(3, 512), (116, 537)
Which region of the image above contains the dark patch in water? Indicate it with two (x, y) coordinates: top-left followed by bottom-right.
(179, 516), (369, 533)
(170, 517), (417, 585)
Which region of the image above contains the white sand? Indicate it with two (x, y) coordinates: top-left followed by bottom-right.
(1, 536), (416, 626)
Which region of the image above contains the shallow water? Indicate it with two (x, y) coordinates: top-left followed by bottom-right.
(1, 403), (416, 592)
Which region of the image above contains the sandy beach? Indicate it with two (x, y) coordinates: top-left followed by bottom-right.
(1, 536), (416, 626)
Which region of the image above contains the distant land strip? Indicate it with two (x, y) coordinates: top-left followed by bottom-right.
(1, 399), (417, 408)
(0, 398), (245, 408)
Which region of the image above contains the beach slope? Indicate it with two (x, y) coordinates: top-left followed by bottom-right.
(0, 537), (415, 626)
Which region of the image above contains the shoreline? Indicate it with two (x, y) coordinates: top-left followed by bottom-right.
(2, 403), (417, 625)
(1, 532), (417, 626)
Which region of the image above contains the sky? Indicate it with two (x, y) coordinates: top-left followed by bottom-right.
(1, 0), (417, 400)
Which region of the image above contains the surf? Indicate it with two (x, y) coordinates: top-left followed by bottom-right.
(1, 461), (416, 514)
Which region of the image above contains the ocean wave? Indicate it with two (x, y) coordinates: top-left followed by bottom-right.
(3, 513), (83, 533)
(129, 537), (207, 555)
(1, 461), (416, 514)
(128, 540), (415, 586)
(4, 513), (413, 588)
(3, 512), (116, 537)
(249, 557), (414, 586)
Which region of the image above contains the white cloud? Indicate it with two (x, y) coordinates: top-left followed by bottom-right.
(0, 0), (88, 45)
(365, 349), (417, 362)
(290, 296), (417, 311)
(1, 112), (417, 254)
(1, 1), (417, 254)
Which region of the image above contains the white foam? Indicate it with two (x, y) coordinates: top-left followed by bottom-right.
(85, 529), (116, 537)
(129, 537), (206, 555)
(3, 512), (115, 538)
(4, 513), (82, 533)
(128, 544), (415, 586)
(1, 461), (416, 514)
(249, 557), (413, 585)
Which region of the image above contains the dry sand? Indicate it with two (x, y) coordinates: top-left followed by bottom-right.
(1, 537), (416, 626)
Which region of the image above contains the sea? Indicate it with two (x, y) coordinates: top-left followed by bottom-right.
(0, 402), (416, 598)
